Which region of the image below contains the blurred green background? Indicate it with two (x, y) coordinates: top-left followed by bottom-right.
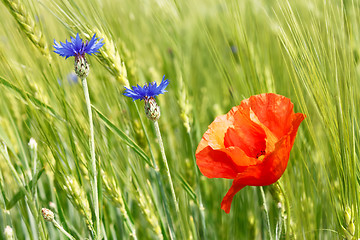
(0, 0), (358, 239)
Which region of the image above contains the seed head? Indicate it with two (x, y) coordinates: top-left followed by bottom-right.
(28, 138), (37, 150)
(4, 225), (14, 240)
(41, 208), (54, 222)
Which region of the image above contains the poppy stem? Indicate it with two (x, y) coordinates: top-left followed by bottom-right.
(153, 120), (179, 214)
(277, 182), (291, 240)
(81, 78), (100, 240)
(260, 186), (273, 240)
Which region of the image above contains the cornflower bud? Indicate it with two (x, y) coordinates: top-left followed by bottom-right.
(144, 97), (161, 121)
(75, 55), (90, 79)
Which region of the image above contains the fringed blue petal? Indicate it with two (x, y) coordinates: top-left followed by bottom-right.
(123, 75), (170, 101)
(53, 33), (104, 59)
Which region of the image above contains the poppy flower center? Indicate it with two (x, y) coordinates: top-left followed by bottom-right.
(255, 149), (266, 158)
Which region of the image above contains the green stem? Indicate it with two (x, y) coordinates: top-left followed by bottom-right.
(31, 142), (38, 197)
(277, 182), (291, 240)
(133, 103), (175, 240)
(1, 143), (24, 187)
(32, 146), (37, 178)
(260, 187), (273, 240)
(81, 78), (100, 239)
(153, 121), (179, 214)
(52, 219), (76, 240)
(2, 144), (48, 239)
(188, 132), (206, 238)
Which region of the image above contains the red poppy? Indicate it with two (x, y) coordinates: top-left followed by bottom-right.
(195, 93), (306, 213)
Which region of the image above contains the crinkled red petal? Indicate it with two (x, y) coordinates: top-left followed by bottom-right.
(224, 110), (267, 158)
(240, 93), (295, 139)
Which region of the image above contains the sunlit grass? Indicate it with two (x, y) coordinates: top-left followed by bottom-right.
(0, 0), (358, 239)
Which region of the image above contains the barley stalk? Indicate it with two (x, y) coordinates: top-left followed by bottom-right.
(84, 30), (129, 87)
(63, 176), (94, 234)
(102, 171), (138, 239)
(1, 0), (52, 62)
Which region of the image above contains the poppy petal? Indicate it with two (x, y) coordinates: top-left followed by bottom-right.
(220, 138), (289, 214)
(196, 146), (239, 179)
(220, 146), (260, 168)
(224, 137), (291, 188)
(196, 114), (233, 152)
(224, 110), (267, 158)
(289, 113), (306, 146)
(241, 93), (295, 139)
(246, 136), (291, 185)
(220, 178), (246, 214)
(247, 109), (279, 153)
(219, 138), (291, 214)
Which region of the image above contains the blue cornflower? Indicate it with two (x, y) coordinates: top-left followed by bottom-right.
(53, 33), (104, 59)
(54, 33), (104, 79)
(124, 75), (169, 101)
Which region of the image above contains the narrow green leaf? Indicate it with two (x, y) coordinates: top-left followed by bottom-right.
(177, 174), (197, 202)
(93, 106), (153, 168)
(6, 168), (45, 210)
(0, 76), (64, 121)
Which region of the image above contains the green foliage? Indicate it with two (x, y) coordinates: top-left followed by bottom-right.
(0, 0), (358, 239)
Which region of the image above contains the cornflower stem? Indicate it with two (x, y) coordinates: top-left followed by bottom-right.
(260, 186), (273, 240)
(277, 182), (290, 240)
(81, 78), (100, 239)
(153, 120), (179, 214)
(133, 102), (175, 239)
(52, 219), (76, 240)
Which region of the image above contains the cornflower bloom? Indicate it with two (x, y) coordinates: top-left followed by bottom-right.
(53, 33), (104, 79)
(124, 75), (169, 121)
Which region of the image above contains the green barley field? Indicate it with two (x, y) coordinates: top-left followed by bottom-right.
(0, 0), (358, 239)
